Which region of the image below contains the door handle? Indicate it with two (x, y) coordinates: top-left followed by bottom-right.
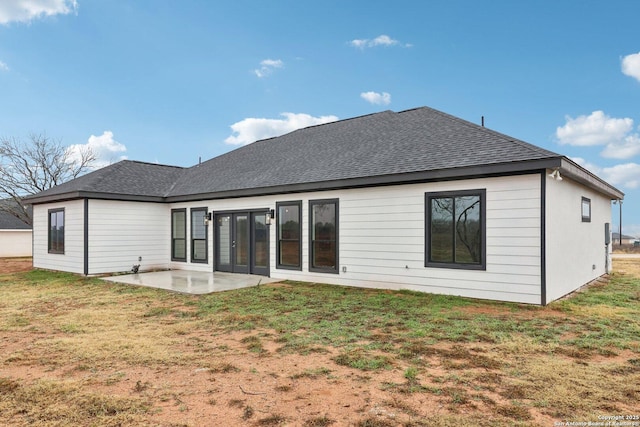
(232, 240), (236, 248)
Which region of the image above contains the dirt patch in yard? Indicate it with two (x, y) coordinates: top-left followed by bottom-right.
(1, 326), (563, 426)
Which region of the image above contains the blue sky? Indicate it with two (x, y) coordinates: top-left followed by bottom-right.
(1, 1), (639, 235)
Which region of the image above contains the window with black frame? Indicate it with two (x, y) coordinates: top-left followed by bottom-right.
(309, 199), (338, 273)
(277, 201), (301, 269)
(171, 209), (186, 261)
(48, 208), (65, 254)
(581, 197), (591, 222)
(426, 190), (485, 270)
(191, 208), (208, 262)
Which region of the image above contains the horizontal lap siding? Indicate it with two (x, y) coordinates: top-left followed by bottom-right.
(485, 184), (541, 292)
(169, 196), (277, 272)
(33, 200), (84, 274)
(32, 172), (543, 305)
(0, 230), (32, 257)
(269, 174), (542, 304)
(545, 175), (612, 302)
(88, 200), (170, 274)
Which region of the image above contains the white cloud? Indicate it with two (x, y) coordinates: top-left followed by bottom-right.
(0, 61), (8, 71)
(225, 112), (339, 145)
(371, 35), (397, 47)
(556, 111), (633, 146)
(601, 134), (640, 159)
(349, 39), (367, 49)
(572, 157), (640, 190)
(360, 91), (391, 105)
(67, 131), (127, 170)
(349, 34), (409, 49)
(601, 163), (640, 189)
(254, 58), (283, 78)
(0, 0), (78, 25)
(622, 52), (640, 82)
(570, 157), (602, 175)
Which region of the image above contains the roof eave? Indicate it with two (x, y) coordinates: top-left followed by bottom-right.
(560, 158), (624, 200)
(24, 157), (622, 205)
(166, 158), (564, 203)
(24, 191), (167, 205)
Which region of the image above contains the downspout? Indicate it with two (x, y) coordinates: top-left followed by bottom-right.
(83, 198), (89, 276)
(540, 171), (547, 306)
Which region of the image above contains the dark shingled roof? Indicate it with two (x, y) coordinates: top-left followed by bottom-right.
(168, 106), (560, 198)
(0, 201), (32, 229)
(25, 160), (185, 203)
(0, 212), (31, 229)
(25, 106), (623, 204)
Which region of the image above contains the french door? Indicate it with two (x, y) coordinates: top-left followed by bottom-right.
(215, 211), (269, 276)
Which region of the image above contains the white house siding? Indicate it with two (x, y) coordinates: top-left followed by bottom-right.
(275, 175), (542, 304)
(167, 174), (542, 304)
(33, 200), (85, 274)
(168, 197), (277, 273)
(87, 200), (170, 274)
(545, 173), (612, 303)
(31, 173), (545, 303)
(0, 230), (32, 257)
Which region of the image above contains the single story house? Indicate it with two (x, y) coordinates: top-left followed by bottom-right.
(0, 208), (32, 258)
(612, 232), (637, 245)
(25, 107), (623, 305)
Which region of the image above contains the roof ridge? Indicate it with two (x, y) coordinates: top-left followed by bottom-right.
(245, 109), (395, 146)
(163, 167), (187, 197)
(125, 159), (184, 169)
(83, 160), (186, 195)
(193, 109), (396, 168)
(300, 109), (392, 131)
(415, 106), (559, 157)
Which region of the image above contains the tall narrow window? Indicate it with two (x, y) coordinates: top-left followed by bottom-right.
(191, 208), (208, 262)
(426, 190), (485, 270)
(581, 197), (591, 222)
(277, 201), (302, 270)
(172, 209), (186, 261)
(48, 208), (65, 254)
(309, 199), (338, 273)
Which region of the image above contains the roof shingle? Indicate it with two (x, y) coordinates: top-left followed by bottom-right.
(26, 160), (185, 202)
(168, 107), (560, 197)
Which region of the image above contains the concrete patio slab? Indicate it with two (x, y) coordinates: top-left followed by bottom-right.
(101, 270), (279, 294)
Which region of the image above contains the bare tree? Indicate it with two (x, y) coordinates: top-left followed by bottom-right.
(0, 134), (95, 225)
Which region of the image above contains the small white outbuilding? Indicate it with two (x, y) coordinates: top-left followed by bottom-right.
(0, 209), (32, 258)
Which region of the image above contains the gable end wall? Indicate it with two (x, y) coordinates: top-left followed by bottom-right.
(33, 200), (85, 274)
(545, 173), (612, 302)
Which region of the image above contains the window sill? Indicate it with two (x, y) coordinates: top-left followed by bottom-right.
(309, 267), (339, 274)
(276, 264), (302, 271)
(425, 262), (485, 271)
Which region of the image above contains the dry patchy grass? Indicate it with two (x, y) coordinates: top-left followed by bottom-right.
(613, 256), (640, 277)
(0, 261), (639, 425)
